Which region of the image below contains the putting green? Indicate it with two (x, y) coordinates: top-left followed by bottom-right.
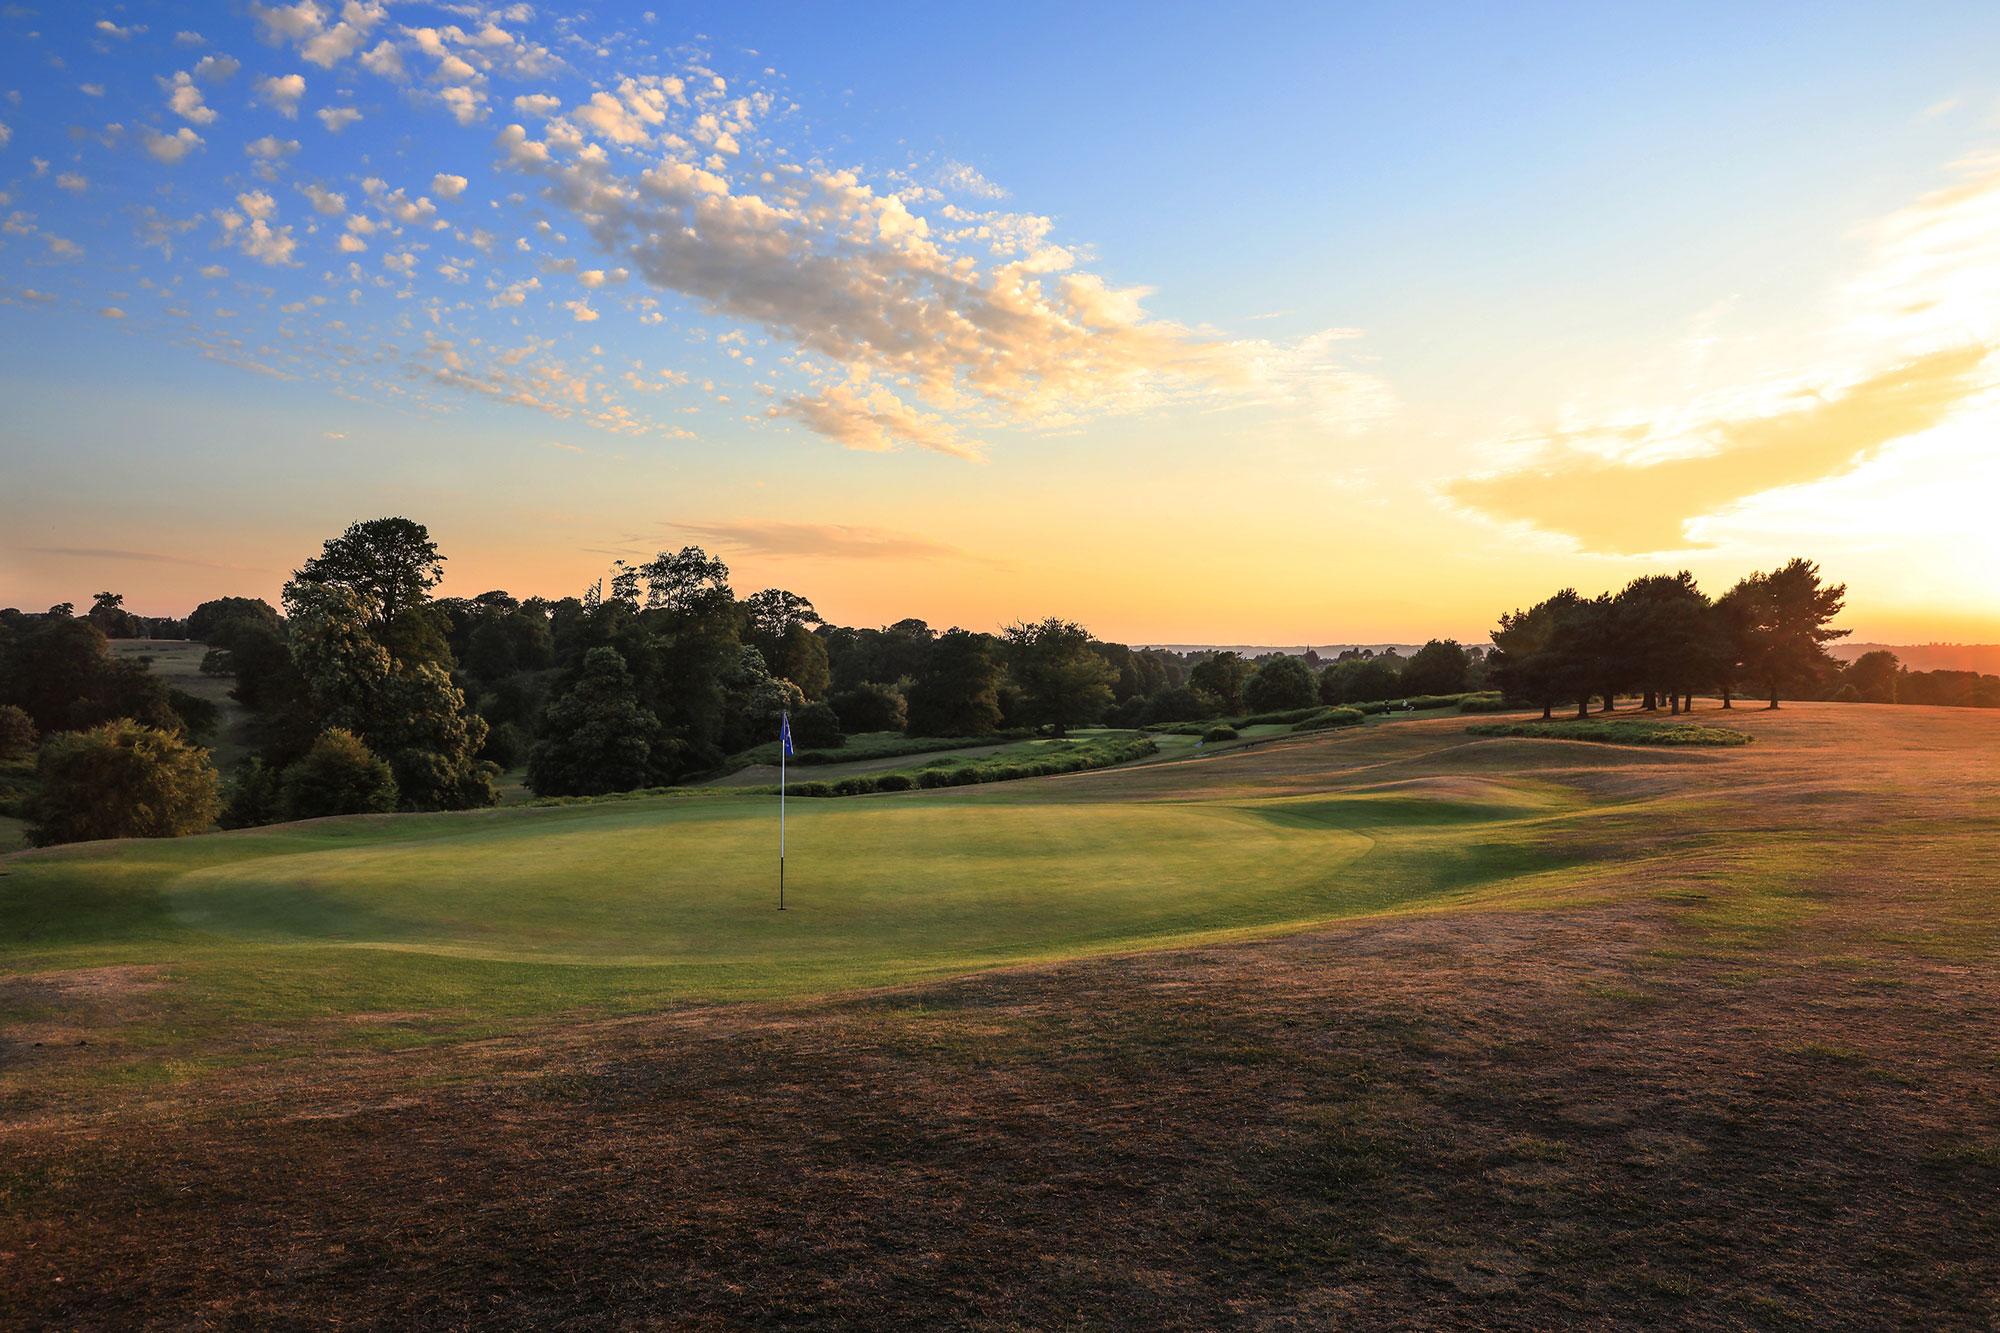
(1, 743), (1592, 1072)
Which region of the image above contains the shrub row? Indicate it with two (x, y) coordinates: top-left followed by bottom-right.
(770, 735), (1159, 797)
(1465, 720), (1751, 747)
(1290, 707), (1365, 733)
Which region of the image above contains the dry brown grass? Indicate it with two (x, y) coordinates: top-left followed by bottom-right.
(2, 703), (1996, 1327)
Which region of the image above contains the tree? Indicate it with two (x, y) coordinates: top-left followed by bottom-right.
(1737, 559), (1849, 708)
(1188, 652), (1250, 714)
(830, 682), (907, 734)
(1003, 619), (1115, 736)
(744, 588), (821, 642)
(905, 629), (1004, 736)
(1843, 650), (1901, 704)
(1320, 658), (1400, 705)
(88, 591), (141, 639)
(0, 616), (182, 735)
(30, 720), (220, 845)
(770, 623), (831, 700)
(188, 596), (281, 643)
(788, 700), (843, 750)
(640, 546), (732, 615)
(1489, 590), (1589, 719)
(286, 517), (445, 632)
(0, 704), (36, 760)
(527, 648), (671, 797)
(1399, 640), (1470, 697)
(1243, 657), (1319, 712)
(280, 729), (400, 820)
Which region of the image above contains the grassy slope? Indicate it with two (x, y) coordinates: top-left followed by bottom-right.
(4, 702), (1998, 1325)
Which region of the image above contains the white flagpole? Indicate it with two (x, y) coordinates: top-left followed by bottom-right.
(778, 710), (787, 911)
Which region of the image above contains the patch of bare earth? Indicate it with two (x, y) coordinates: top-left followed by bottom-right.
(2, 705), (1996, 1326)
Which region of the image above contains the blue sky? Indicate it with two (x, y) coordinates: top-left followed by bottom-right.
(4, 2), (2000, 642)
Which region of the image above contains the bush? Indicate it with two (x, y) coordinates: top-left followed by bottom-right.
(873, 772), (916, 792)
(29, 719), (221, 845)
(1237, 706), (1324, 727)
(763, 735), (1157, 797)
(830, 683), (906, 734)
(221, 757), (284, 828)
(280, 728), (401, 820)
(480, 720), (530, 770)
(789, 700), (844, 750)
(1456, 693), (1508, 714)
(1202, 725), (1239, 742)
(1291, 708), (1364, 733)
(0, 704), (36, 761)
(1466, 720), (1750, 747)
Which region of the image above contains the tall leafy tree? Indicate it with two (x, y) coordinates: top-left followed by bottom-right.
(1843, 650), (1901, 704)
(1490, 589), (1590, 719)
(906, 629), (1004, 736)
(1188, 651), (1250, 714)
(1003, 619), (1116, 736)
(1244, 656), (1320, 711)
(1399, 640), (1470, 697)
(285, 517), (445, 633)
(1737, 558), (1849, 707)
(527, 647), (671, 797)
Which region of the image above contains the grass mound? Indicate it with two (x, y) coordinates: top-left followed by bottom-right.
(1466, 719), (1751, 746)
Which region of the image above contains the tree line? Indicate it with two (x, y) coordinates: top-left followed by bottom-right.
(2, 528), (1987, 848)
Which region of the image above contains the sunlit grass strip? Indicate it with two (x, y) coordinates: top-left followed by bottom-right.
(1466, 720), (1751, 746)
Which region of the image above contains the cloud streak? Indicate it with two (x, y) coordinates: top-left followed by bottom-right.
(1448, 346), (1990, 553)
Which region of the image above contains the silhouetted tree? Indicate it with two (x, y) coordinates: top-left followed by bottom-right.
(286, 517), (444, 632)
(527, 647), (671, 797)
(1737, 559), (1849, 708)
(1244, 656), (1319, 711)
(906, 629), (1004, 736)
(1004, 618), (1116, 736)
(1399, 639), (1470, 697)
(1188, 651), (1250, 714)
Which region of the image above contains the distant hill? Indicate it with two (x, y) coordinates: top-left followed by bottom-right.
(1830, 643), (2000, 674)
(1141, 643), (1484, 658)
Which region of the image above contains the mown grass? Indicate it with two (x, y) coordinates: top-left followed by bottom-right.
(1467, 719), (1751, 746)
(0, 747), (1593, 1085)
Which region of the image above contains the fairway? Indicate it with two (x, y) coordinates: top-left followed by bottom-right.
(3, 729), (1582, 1072)
(5, 703), (1999, 1327)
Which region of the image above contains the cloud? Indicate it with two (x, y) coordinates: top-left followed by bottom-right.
(939, 159), (1007, 200)
(99, 306), (126, 319)
(56, 172), (87, 192)
(164, 71), (218, 125)
(299, 182), (345, 214)
(95, 20), (145, 39)
(669, 520), (978, 562)
(1448, 346), (1991, 554)
(15, 545), (264, 572)
(317, 105), (362, 131)
(193, 54), (240, 83)
(246, 135), (300, 159)
(140, 126), (204, 163)
(430, 172), (468, 198)
(776, 382), (984, 461)
(513, 92), (561, 117)
(256, 73), (307, 118)
(214, 191), (299, 265)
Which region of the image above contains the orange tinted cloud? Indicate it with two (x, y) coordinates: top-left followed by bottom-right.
(1448, 345), (1989, 553)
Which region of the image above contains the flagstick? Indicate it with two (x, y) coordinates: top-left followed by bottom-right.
(778, 710), (787, 911)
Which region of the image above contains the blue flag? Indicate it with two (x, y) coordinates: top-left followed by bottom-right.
(781, 710), (794, 757)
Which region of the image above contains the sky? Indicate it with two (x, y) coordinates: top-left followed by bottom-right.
(3, 1), (2000, 646)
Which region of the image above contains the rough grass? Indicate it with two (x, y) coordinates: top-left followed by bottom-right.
(3, 702), (1997, 1326)
(1467, 718), (1752, 746)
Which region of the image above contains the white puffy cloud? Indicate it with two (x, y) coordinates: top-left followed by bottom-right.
(255, 73), (307, 118)
(433, 85), (484, 126)
(430, 172), (468, 199)
(95, 20), (145, 39)
(299, 182), (345, 215)
(513, 92), (561, 118)
(337, 232), (367, 252)
(246, 136), (300, 160)
(317, 106), (362, 131)
(777, 382), (983, 460)
(565, 299), (599, 322)
(141, 126), (203, 163)
(214, 191), (298, 265)
(359, 40), (405, 80)
(193, 54), (240, 83)
(164, 71), (218, 125)
(56, 172), (87, 192)
(99, 305), (126, 319)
